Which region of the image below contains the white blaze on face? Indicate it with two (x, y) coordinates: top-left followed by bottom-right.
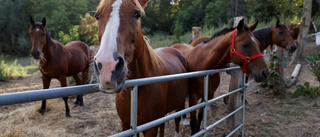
(251, 36), (258, 44)
(36, 28), (39, 31)
(94, 0), (123, 83)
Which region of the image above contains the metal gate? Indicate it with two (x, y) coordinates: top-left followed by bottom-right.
(0, 66), (247, 137)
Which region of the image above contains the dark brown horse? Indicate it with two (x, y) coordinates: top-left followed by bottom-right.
(172, 20), (270, 134)
(287, 19), (317, 40)
(29, 17), (91, 117)
(93, 0), (188, 136)
(191, 19), (297, 53)
(252, 19), (296, 53)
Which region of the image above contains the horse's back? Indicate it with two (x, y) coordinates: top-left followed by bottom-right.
(155, 47), (188, 113)
(171, 43), (194, 57)
(63, 41), (91, 75)
(190, 36), (211, 46)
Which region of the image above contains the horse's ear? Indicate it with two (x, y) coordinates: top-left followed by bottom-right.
(139, 0), (149, 8)
(236, 19), (245, 32)
(276, 18), (280, 28)
(249, 20), (259, 31)
(42, 17), (46, 27)
(30, 16), (35, 25)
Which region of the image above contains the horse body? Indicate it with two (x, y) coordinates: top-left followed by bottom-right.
(287, 19), (317, 40)
(29, 17), (90, 117)
(172, 20), (269, 134)
(94, 0), (188, 136)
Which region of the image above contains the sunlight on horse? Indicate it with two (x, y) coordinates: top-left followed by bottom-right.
(94, 0), (188, 136)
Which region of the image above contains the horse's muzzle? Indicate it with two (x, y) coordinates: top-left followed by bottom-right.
(31, 50), (41, 59)
(287, 44), (297, 53)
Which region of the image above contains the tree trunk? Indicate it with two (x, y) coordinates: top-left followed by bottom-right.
(273, 48), (286, 95)
(290, 0), (312, 64)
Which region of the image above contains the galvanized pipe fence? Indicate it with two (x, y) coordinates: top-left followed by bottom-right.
(0, 66), (247, 137)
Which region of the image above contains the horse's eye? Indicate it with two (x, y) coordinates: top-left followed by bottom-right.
(242, 43), (249, 48)
(134, 11), (141, 19)
(94, 13), (100, 21)
(279, 31), (283, 36)
(42, 33), (45, 36)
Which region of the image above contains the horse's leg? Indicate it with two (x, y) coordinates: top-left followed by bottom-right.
(39, 74), (51, 114)
(189, 91), (200, 135)
(58, 76), (71, 117)
(159, 123), (165, 137)
(142, 126), (158, 137)
(174, 112), (181, 137)
(73, 74), (83, 106)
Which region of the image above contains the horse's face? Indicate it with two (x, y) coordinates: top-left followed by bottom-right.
(29, 17), (47, 59)
(232, 20), (269, 82)
(271, 19), (296, 53)
(94, 0), (149, 93)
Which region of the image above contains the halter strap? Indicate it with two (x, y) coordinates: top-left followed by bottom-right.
(230, 29), (263, 74)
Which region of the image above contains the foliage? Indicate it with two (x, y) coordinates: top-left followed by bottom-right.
(306, 53), (320, 83)
(245, 0), (281, 22)
(0, 59), (27, 81)
(263, 51), (282, 90)
(58, 25), (79, 45)
(79, 13), (99, 45)
(293, 82), (320, 99)
(204, 0), (229, 27)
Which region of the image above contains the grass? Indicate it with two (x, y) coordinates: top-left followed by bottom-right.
(0, 55), (39, 81)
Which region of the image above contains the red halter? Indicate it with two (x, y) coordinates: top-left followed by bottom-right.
(230, 29), (263, 74)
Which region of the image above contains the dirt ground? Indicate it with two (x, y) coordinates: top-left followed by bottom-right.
(0, 42), (320, 137)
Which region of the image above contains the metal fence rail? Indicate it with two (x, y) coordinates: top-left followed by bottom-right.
(0, 66), (246, 137)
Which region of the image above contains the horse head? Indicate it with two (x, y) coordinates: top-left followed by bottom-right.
(93, 0), (149, 93)
(29, 16), (50, 59)
(271, 19), (296, 53)
(231, 19), (270, 82)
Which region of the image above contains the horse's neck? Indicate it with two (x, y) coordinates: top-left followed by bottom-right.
(190, 33), (233, 70)
(41, 39), (64, 65)
(127, 41), (163, 79)
(253, 26), (272, 51)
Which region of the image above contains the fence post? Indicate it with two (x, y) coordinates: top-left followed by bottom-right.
(225, 64), (244, 137)
(192, 27), (201, 40)
(225, 16), (246, 137)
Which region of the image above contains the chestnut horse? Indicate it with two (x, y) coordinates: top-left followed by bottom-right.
(93, 0), (188, 136)
(287, 19), (317, 40)
(191, 19), (297, 53)
(29, 17), (91, 117)
(172, 19), (270, 134)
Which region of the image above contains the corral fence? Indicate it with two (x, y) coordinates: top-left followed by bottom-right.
(0, 66), (248, 137)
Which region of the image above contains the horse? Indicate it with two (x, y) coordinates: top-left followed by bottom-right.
(190, 19), (297, 53)
(29, 17), (91, 117)
(171, 19), (270, 134)
(287, 19), (317, 40)
(93, 0), (188, 136)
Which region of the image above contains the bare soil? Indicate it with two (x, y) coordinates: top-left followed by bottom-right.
(0, 42), (320, 137)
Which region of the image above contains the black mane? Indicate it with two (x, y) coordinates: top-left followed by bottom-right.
(203, 25), (249, 43)
(252, 26), (272, 45)
(31, 22), (52, 46)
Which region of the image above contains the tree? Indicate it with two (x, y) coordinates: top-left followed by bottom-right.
(79, 13), (99, 45)
(205, 0), (230, 27)
(291, 0), (312, 64)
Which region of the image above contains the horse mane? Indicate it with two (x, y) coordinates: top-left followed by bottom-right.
(203, 27), (236, 43)
(143, 36), (165, 74)
(252, 26), (272, 45)
(32, 23), (52, 46)
(97, 0), (145, 14)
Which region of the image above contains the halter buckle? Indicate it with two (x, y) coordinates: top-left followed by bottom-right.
(246, 57), (250, 62)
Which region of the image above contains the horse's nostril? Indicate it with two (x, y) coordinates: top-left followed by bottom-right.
(97, 62), (102, 70)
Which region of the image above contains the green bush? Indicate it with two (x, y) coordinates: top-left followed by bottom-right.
(58, 25), (80, 45)
(293, 82), (320, 99)
(306, 53), (320, 83)
(0, 59), (27, 81)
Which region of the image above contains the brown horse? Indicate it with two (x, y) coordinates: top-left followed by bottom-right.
(93, 0), (188, 136)
(287, 19), (317, 40)
(252, 19), (296, 53)
(29, 17), (91, 117)
(171, 19), (270, 134)
(191, 19), (297, 53)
